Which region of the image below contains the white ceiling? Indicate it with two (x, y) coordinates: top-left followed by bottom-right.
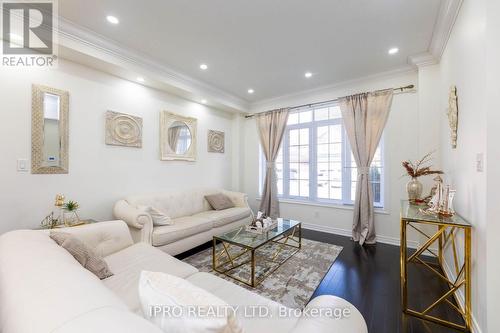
(59, 0), (442, 103)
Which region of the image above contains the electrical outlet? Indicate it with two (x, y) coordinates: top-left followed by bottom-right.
(17, 159), (29, 172)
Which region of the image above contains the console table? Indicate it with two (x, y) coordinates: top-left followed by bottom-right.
(400, 200), (472, 331)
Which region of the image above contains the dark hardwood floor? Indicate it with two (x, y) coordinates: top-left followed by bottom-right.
(176, 229), (466, 333)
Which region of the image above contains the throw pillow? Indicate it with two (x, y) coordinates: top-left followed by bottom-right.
(205, 193), (235, 211)
(138, 206), (173, 226)
(139, 271), (243, 333)
(50, 232), (113, 279)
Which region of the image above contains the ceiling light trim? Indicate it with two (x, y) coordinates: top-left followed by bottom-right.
(56, 17), (249, 111)
(250, 66), (417, 112)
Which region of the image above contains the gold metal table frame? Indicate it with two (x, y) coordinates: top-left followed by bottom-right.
(400, 201), (472, 331)
(212, 222), (301, 287)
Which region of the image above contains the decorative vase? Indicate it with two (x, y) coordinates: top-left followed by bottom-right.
(63, 211), (79, 226)
(406, 178), (423, 202)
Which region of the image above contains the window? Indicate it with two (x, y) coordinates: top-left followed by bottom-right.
(260, 103), (384, 207)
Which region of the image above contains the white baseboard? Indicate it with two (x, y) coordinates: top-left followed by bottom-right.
(301, 222), (420, 249)
(442, 260), (482, 333)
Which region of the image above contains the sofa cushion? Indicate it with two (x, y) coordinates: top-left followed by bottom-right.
(151, 216), (213, 246)
(126, 189), (221, 219)
(0, 230), (128, 333)
(205, 193), (235, 210)
(196, 207), (252, 227)
(103, 242), (198, 313)
(186, 272), (299, 333)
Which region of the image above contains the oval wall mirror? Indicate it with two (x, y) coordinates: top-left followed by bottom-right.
(167, 121), (192, 154)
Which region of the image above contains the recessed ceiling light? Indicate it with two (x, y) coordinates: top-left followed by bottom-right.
(305, 72), (313, 78)
(106, 15), (119, 24)
(388, 47), (399, 55)
(201, 99), (207, 104)
(137, 77), (145, 83)
(199, 64), (208, 70)
(247, 89), (254, 94)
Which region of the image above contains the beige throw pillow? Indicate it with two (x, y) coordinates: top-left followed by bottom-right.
(138, 206), (173, 226)
(50, 232), (113, 279)
(205, 193), (235, 211)
(139, 271), (243, 333)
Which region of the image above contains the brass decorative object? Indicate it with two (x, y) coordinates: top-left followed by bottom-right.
(400, 201), (471, 331)
(213, 220), (301, 287)
(447, 86), (459, 149)
(31, 85), (69, 174)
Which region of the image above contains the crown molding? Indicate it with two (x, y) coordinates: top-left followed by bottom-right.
(250, 66), (417, 112)
(55, 17), (250, 112)
(408, 0), (463, 68)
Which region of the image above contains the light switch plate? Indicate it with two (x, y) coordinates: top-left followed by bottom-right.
(17, 159), (29, 172)
(476, 153), (484, 172)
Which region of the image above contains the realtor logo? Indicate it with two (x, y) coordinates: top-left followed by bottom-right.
(1, 0), (58, 67)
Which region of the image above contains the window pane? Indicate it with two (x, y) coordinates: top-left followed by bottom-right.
(277, 178), (283, 195)
(317, 163), (329, 180)
(299, 128), (309, 145)
(289, 129), (299, 146)
(329, 143), (341, 160)
(289, 146), (299, 162)
(276, 163), (283, 179)
(289, 163), (299, 179)
(330, 184), (342, 200)
(299, 110), (312, 123)
(315, 108), (329, 121)
(317, 181), (329, 199)
(317, 126), (328, 144)
(329, 163), (342, 182)
(351, 182), (357, 201)
(372, 183), (381, 203)
(299, 163), (309, 180)
(299, 180), (309, 197)
(317, 144), (328, 163)
(370, 167), (381, 182)
(290, 180), (299, 196)
(329, 106), (342, 119)
(287, 113), (298, 125)
(299, 146), (309, 163)
(329, 125), (342, 142)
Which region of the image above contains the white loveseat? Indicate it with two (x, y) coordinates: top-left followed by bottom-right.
(0, 221), (367, 333)
(114, 189), (253, 255)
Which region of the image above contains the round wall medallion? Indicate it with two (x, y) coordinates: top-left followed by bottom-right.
(105, 111), (143, 148)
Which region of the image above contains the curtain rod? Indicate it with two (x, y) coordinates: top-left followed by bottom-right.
(244, 84), (415, 118)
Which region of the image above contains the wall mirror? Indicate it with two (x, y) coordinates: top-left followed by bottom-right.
(160, 111), (197, 161)
(31, 84), (69, 174)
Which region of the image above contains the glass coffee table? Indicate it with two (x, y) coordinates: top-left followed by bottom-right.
(212, 219), (301, 287)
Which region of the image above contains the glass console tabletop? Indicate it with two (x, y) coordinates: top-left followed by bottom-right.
(400, 200), (470, 227)
(215, 218), (301, 249)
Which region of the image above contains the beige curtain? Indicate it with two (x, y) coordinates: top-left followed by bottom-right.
(256, 108), (290, 218)
(168, 126), (182, 153)
(339, 90), (393, 245)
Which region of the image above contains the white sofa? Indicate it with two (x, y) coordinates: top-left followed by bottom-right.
(114, 189), (253, 255)
(0, 221), (367, 333)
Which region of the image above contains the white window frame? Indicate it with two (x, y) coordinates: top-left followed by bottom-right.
(259, 104), (385, 208)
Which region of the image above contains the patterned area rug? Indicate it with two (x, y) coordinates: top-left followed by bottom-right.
(182, 239), (342, 309)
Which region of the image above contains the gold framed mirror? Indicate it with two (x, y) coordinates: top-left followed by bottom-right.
(160, 111), (197, 161)
(31, 84), (69, 174)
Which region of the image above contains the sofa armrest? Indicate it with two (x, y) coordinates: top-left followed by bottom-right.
(113, 200), (153, 244)
(290, 295), (367, 333)
(222, 190), (250, 208)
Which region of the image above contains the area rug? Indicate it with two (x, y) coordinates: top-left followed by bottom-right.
(182, 239), (342, 309)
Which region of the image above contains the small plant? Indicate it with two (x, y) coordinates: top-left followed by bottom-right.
(63, 200), (79, 212)
(402, 151), (443, 179)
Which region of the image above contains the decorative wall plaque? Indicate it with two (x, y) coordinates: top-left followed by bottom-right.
(208, 130), (225, 153)
(447, 86), (458, 149)
(105, 111), (143, 148)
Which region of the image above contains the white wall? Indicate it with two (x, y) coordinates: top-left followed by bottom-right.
(240, 70), (442, 247)
(0, 59), (236, 234)
(418, 0), (490, 331)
